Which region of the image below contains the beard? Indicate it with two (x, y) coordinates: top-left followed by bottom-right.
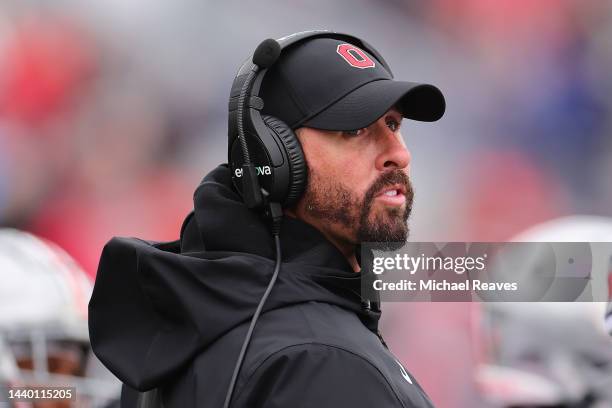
(301, 166), (413, 246)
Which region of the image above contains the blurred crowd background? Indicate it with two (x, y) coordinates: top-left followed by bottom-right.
(1, 0), (612, 407)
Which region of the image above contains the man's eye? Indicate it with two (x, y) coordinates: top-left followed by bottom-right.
(344, 128), (365, 137)
(386, 118), (401, 132)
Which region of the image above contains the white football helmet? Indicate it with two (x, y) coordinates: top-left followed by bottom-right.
(477, 216), (612, 407)
(0, 229), (120, 408)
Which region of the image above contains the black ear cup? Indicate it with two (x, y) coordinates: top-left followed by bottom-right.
(262, 115), (307, 207)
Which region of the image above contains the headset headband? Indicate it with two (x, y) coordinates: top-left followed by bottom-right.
(228, 30), (389, 153)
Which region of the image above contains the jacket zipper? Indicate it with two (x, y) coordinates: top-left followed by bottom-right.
(376, 330), (389, 349)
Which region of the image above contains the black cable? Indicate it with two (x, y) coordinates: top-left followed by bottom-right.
(225, 38), (283, 404)
(223, 213), (282, 408)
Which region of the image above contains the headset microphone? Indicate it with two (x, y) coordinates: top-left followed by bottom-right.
(236, 39), (281, 209)
(252, 39), (281, 68)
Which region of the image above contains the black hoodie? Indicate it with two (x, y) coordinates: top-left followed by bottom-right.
(89, 164), (435, 408)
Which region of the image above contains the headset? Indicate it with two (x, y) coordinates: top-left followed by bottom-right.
(227, 30), (391, 211)
(224, 31), (389, 408)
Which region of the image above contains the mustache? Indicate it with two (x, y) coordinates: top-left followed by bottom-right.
(364, 170), (412, 202)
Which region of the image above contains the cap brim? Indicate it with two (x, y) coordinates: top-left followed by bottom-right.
(300, 80), (445, 131)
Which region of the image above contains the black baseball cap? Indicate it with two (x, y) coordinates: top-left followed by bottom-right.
(260, 37), (445, 131)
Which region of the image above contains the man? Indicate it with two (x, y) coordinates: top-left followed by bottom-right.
(89, 31), (445, 407)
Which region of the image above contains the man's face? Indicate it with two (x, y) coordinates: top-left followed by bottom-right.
(292, 108), (413, 248)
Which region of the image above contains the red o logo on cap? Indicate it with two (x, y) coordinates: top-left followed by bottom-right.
(336, 44), (375, 69)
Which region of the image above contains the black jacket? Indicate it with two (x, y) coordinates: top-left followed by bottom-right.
(89, 164), (434, 408)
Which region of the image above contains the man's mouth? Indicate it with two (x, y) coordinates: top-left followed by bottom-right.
(375, 184), (407, 206)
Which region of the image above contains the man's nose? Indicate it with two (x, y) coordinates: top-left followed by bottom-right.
(375, 128), (411, 171)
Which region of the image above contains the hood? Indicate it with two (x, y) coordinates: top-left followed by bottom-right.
(88, 164), (380, 391)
